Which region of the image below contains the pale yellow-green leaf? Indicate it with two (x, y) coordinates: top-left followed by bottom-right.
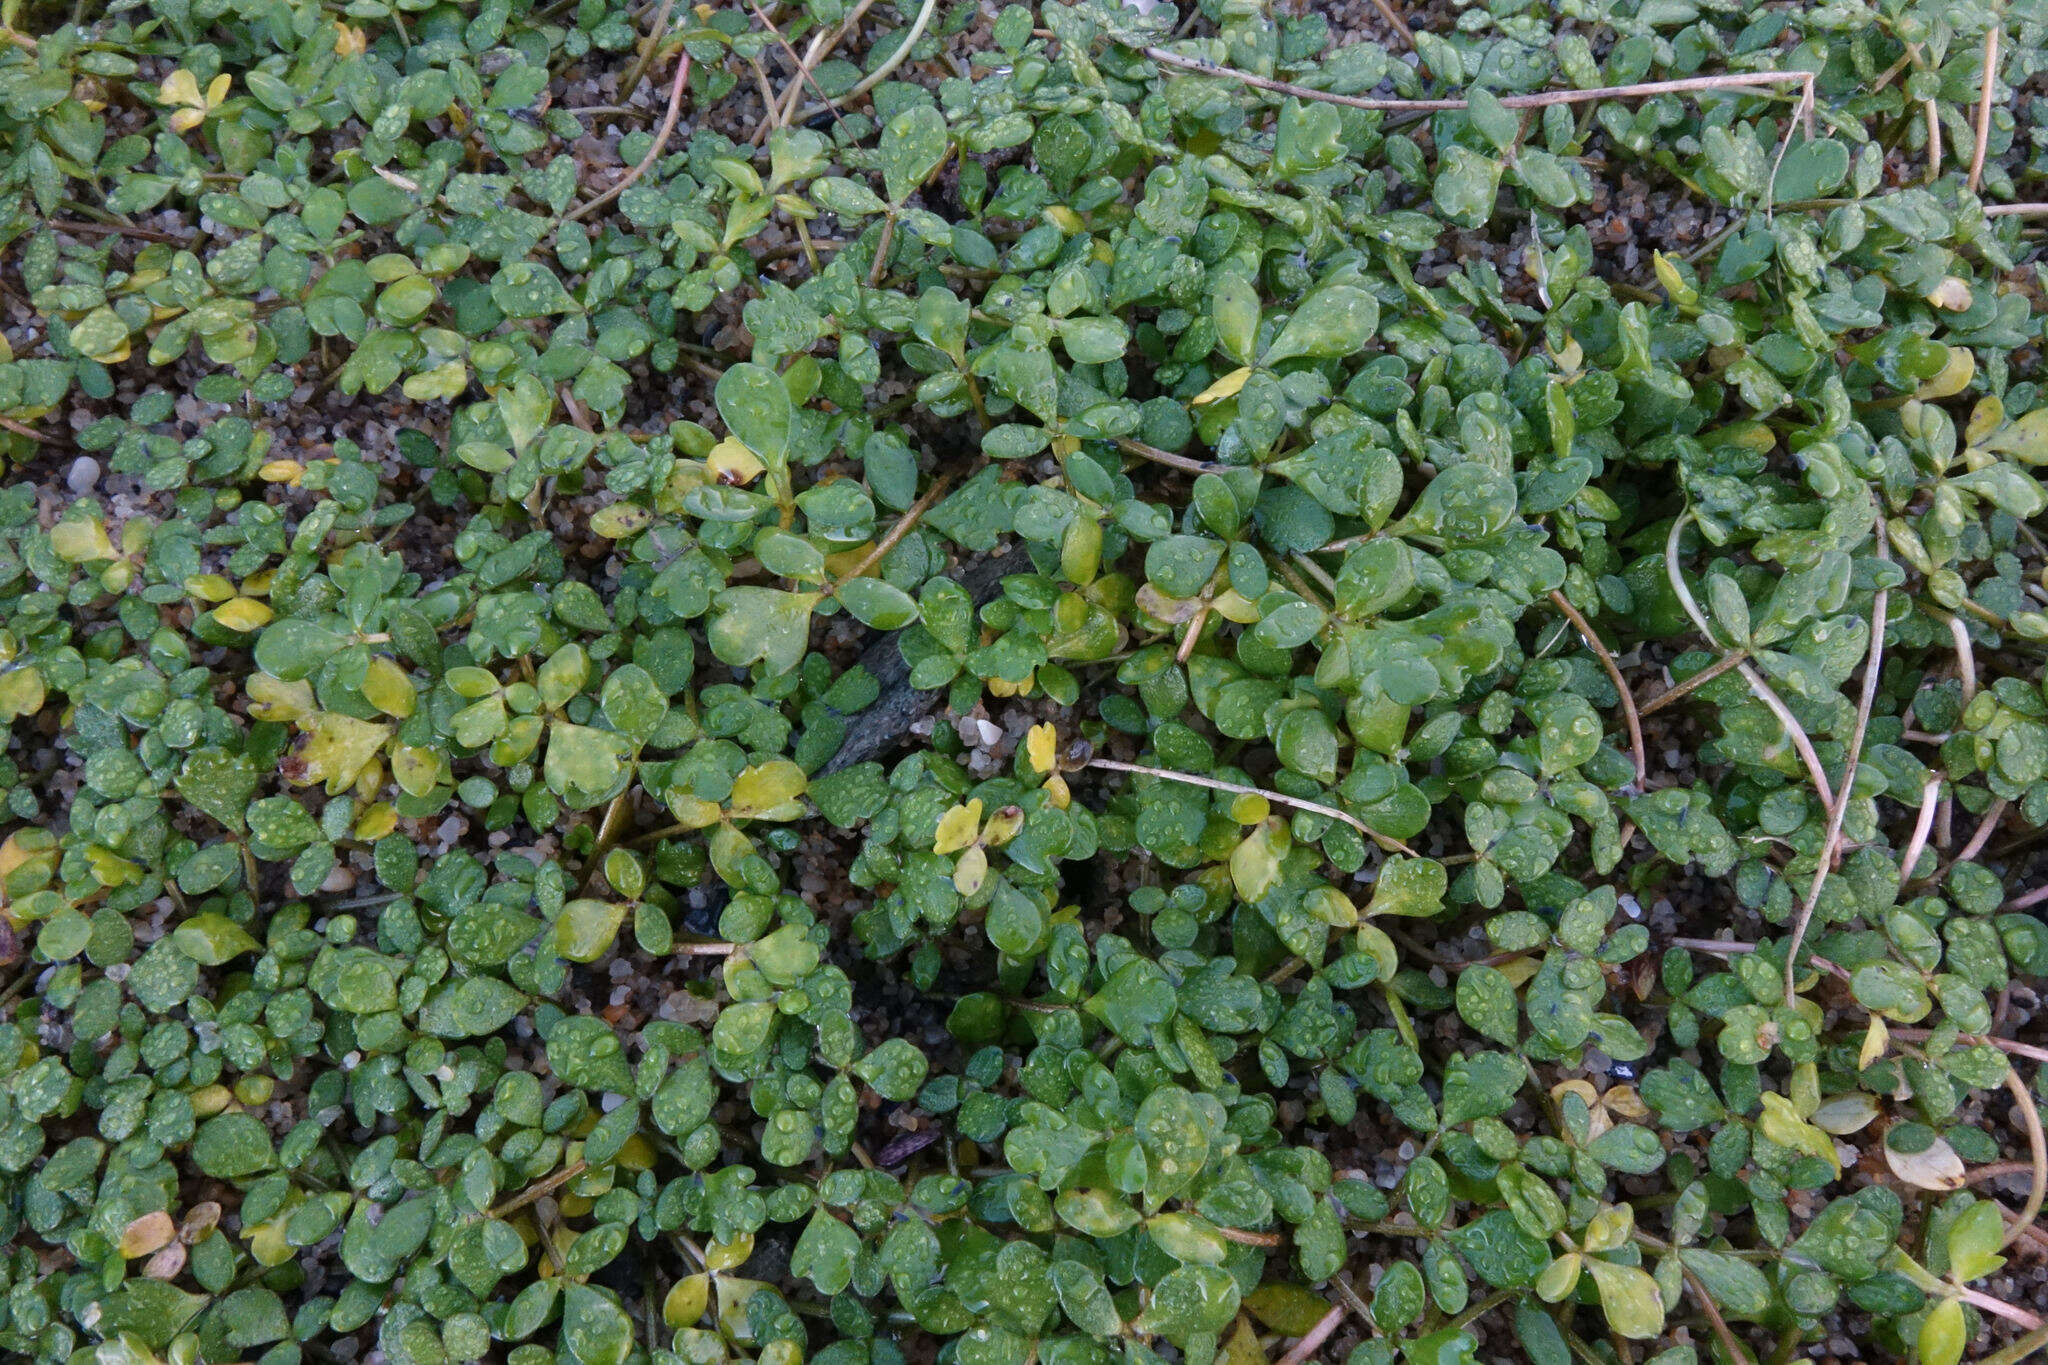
(295, 712), (393, 794)
(664, 1274), (710, 1328)
(1810, 1093), (1880, 1135)
(211, 597), (273, 632)
(951, 843), (989, 896)
(362, 656), (417, 717)
(553, 898), (627, 963)
(1917, 1297), (1967, 1365)
(1191, 365), (1253, 406)
(1536, 1252), (1582, 1303)
(1886, 1133), (1966, 1190)
(933, 799), (983, 855)
(50, 519), (115, 563)
(1584, 1257), (1665, 1340)
(1025, 722), (1058, 775)
(1242, 1284), (1330, 1335)
(727, 760), (809, 820)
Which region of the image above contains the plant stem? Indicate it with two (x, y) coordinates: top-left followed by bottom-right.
(1086, 756), (1414, 854)
(1549, 590), (1648, 791)
(1274, 1305), (1345, 1365)
(1115, 437), (1230, 475)
(1969, 23), (2001, 192)
(566, 50), (692, 222)
(1142, 45), (1813, 115)
(1639, 649), (1749, 715)
(2001, 1063), (2047, 1251)
(824, 471), (953, 598)
(1783, 518), (1888, 1003)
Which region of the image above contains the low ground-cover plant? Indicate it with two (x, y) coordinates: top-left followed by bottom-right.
(1, 0), (2047, 1363)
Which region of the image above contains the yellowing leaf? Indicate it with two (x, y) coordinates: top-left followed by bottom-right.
(1025, 722), (1057, 775)
(246, 673), (315, 723)
(664, 1274), (710, 1328)
(118, 1210), (177, 1259)
(1918, 1298), (1967, 1365)
(1584, 1257), (1665, 1340)
(1191, 366), (1253, 406)
(212, 597), (272, 632)
(159, 69), (203, 109)
(1860, 1015), (1889, 1070)
(362, 656), (416, 718)
(205, 74), (231, 107)
(1243, 1284), (1331, 1335)
(1811, 1093), (1880, 1135)
(1966, 394), (2005, 448)
(951, 843), (988, 896)
(185, 574), (235, 602)
(294, 712), (393, 794)
(353, 802), (399, 841)
(727, 760), (809, 820)
(591, 503), (652, 538)
(664, 795), (724, 830)
(259, 459), (306, 484)
(1758, 1092), (1840, 1175)
(1582, 1204), (1634, 1252)
(391, 744), (441, 797)
(933, 799), (983, 855)
(49, 519), (115, 563)
(1915, 345), (1975, 399)
(1536, 1252), (1582, 1302)
(707, 436), (766, 486)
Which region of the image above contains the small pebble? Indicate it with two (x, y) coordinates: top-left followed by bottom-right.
(65, 456), (99, 495)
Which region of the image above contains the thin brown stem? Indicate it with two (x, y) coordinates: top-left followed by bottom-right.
(488, 1159), (589, 1219)
(1116, 437), (1229, 475)
(1142, 46), (1812, 114)
(1684, 1268), (1759, 1365)
(1897, 772), (1943, 878)
(566, 50), (691, 223)
(1086, 757), (1414, 854)
(1986, 202), (2048, 217)
(825, 472), (953, 598)
(618, 0), (675, 103)
(1549, 591), (1648, 791)
(2002, 1063), (2047, 1252)
(1784, 519), (1888, 1002)
(1892, 1027), (2048, 1068)
(788, 0), (940, 123)
(1639, 649), (1749, 715)
(1274, 1305), (1345, 1365)
(1969, 24), (2001, 192)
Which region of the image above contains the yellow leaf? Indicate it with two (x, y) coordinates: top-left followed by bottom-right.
(353, 802), (399, 842)
(362, 656), (417, 718)
(704, 1232), (754, 1272)
(185, 574), (235, 602)
(1243, 1285), (1331, 1336)
(168, 107), (206, 134)
(1045, 205), (1084, 234)
(727, 759), (809, 820)
(1980, 406), (2048, 464)
(1915, 345), (1975, 399)
(391, 744), (442, 797)
(1026, 722), (1058, 775)
(159, 69), (202, 109)
(590, 503), (652, 537)
(1859, 1014), (1889, 1070)
(211, 597), (272, 632)
(1191, 365), (1253, 406)
(294, 712), (393, 794)
(980, 804), (1024, 847)
(49, 519), (114, 563)
(933, 799), (983, 855)
(118, 1211), (176, 1259)
(706, 437), (765, 486)
(951, 842), (989, 896)
(205, 74), (231, 108)
(1966, 395), (2005, 447)
(664, 1274), (710, 1328)
(259, 459), (306, 484)
(246, 673), (314, 723)
(664, 795), (724, 830)
(1043, 772), (1070, 809)
(1758, 1092), (1840, 1175)
(1220, 1316), (1268, 1365)
(0, 666), (45, 721)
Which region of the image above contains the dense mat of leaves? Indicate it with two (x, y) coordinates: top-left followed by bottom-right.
(4, 0), (2048, 1363)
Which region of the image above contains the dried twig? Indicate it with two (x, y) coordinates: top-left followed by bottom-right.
(824, 472), (954, 598)
(1116, 437), (1230, 475)
(1087, 756), (1414, 854)
(1893, 1027), (2048, 1068)
(1142, 45), (1814, 115)
(565, 50), (692, 222)
(1783, 519), (1888, 1003)
(1970, 23), (2001, 192)
(618, 0), (675, 104)
(756, 0), (882, 139)
(1274, 1305), (1346, 1365)
(1683, 1267), (1758, 1365)
(1985, 202), (2048, 217)
(2003, 1063), (2047, 1251)
(1638, 649), (1748, 715)
(1549, 591), (1648, 791)
(488, 1159), (588, 1219)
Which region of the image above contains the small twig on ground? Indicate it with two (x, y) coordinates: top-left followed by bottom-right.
(787, 0), (940, 124)
(1087, 756), (1414, 854)
(1892, 1027), (2048, 1068)
(1986, 202), (2048, 217)
(618, 0), (675, 103)
(488, 1159), (589, 1219)
(1782, 518), (1888, 1003)
(1969, 23), (2001, 193)
(1684, 1267), (1759, 1365)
